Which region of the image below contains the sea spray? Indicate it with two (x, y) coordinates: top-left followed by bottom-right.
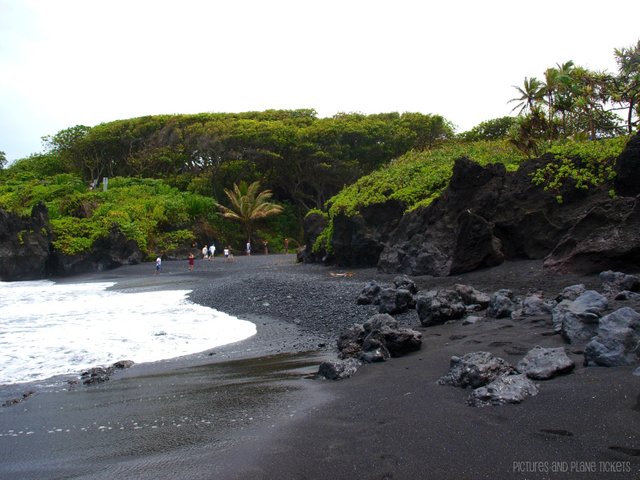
(0, 280), (256, 385)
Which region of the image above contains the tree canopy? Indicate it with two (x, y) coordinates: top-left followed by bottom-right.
(39, 110), (455, 211)
(507, 39), (639, 155)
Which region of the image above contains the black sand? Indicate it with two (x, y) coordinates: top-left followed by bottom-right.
(1, 255), (639, 479)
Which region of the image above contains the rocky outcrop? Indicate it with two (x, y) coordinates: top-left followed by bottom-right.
(337, 313), (422, 363)
(0, 203), (53, 281)
(377, 154), (610, 276)
(300, 211), (328, 264)
(0, 203), (144, 281)
(48, 224), (143, 277)
(331, 199), (406, 267)
(543, 195), (640, 274)
(306, 132), (640, 276)
(614, 132), (640, 197)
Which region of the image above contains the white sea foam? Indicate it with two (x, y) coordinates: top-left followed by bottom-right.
(0, 280), (256, 385)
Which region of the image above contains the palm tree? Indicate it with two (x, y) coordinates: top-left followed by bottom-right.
(543, 67), (559, 138)
(509, 77), (545, 115)
(216, 180), (283, 243)
(553, 61), (576, 136)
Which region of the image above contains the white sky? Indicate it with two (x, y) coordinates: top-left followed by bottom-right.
(1, 0), (639, 162)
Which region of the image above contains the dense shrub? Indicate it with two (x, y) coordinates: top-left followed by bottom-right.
(530, 136), (629, 202)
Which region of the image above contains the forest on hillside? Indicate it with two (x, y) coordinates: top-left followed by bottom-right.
(0, 40), (637, 261)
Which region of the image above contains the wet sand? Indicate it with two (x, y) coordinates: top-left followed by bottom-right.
(1, 255), (639, 479)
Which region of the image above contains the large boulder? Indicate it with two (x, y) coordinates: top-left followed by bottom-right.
(467, 374), (539, 407)
(438, 351), (516, 389)
(454, 284), (490, 309)
(377, 288), (414, 315)
(318, 358), (362, 380)
(0, 203), (53, 281)
(554, 290), (609, 344)
(516, 346), (575, 379)
(512, 293), (555, 318)
(487, 289), (517, 318)
(337, 314), (422, 362)
(356, 281), (382, 305)
(584, 307), (640, 367)
(416, 289), (466, 327)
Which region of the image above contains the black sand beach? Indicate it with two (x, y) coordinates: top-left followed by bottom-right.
(1, 254), (639, 479)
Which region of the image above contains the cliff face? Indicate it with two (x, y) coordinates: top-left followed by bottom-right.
(376, 155), (611, 276)
(0, 204), (143, 282)
(308, 132), (640, 276)
(0, 203), (53, 281)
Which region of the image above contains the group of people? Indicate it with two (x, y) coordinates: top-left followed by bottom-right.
(155, 237), (293, 274)
(201, 244), (216, 260)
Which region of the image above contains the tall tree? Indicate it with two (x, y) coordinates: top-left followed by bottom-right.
(0, 150), (6, 170)
(216, 180), (283, 243)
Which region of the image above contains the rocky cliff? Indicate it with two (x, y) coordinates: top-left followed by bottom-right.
(0, 204), (143, 281)
(0, 203), (53, 281)
(309, 132), (640, 276)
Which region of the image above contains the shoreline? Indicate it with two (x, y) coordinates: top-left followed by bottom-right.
(1, 255), (640, 479)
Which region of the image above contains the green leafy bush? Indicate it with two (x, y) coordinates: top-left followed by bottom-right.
(530, 136), (629, 201)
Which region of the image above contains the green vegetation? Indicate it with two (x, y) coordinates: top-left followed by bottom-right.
(507, 40), (639, 156)
(39, 110), (454, 212)
(0, 40), (636, 262)
(531, 136), (629, 202)
(0, 110), (453, 257)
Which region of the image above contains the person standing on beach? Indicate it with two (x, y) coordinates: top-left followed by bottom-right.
(263, 240), (268, 254)
(188, 253), (195, 271)
(223, 246), (229, 262)
(209, 244), (215, 260)
(155, 256), (162, 274)
(202, 245), (209, 260)
(284, 237), (289, 254)
(246, 241), (251, 256)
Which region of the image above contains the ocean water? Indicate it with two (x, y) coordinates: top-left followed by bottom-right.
(0, 280), (256, 385)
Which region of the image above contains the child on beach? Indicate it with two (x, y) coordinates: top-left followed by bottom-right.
(188, 253), (195, 271)
(202, 245), (209, 260)
(155, 256), (162, 274)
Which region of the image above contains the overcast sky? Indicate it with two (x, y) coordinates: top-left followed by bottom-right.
(1, 0), (638, 162)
